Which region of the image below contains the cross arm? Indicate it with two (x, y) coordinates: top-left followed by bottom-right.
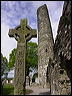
(8, 25), (20, 41)
(31, 29), (37, 38)
(8, 29), (15, 37)
(26, 29), (37, 42)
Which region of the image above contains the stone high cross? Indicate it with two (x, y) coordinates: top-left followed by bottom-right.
(8, 18), (37, 95)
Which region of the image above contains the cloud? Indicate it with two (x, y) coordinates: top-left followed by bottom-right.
(29, 22), (38, 44)
(7, 70), (14, 78)
(30, 22), (37, 29)
(48, 1), (64, 41)
(1, 22), (17, 61)
(1, 1), (64, 78)
(31, 1), (64, 41)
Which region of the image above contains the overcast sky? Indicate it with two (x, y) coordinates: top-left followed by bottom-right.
(1, 1), (64, 78)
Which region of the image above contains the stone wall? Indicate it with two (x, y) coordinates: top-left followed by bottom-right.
(37, 1), (71, 94)
(37, 4), (54, 88)
(49, 1), (71, 95)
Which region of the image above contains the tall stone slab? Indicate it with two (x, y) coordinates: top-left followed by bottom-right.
(37, 4), (54, 88)
(8, 18), (37, 95)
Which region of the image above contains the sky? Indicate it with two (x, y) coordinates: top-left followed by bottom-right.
(1, 1), (64, 78)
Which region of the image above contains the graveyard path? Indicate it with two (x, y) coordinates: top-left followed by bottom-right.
(26, 85), (50, 95)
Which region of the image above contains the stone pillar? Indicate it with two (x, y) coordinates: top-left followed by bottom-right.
(37, 4), (54, 88)
(8, 18), (37, 95)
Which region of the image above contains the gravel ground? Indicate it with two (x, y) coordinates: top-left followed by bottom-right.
(26, 85), (50, 95)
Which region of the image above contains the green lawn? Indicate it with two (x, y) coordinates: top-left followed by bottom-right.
(1, 84), (33, 95)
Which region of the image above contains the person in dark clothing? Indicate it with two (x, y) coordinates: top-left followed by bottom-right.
(29, 76), (30, 86)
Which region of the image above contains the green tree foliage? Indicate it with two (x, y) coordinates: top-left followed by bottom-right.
(1, 53), (8, 78)
(26, 42), (38, 76)
(8, 42), (38, 76)
(8, 48), (17, 71)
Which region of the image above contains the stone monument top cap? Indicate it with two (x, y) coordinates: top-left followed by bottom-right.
(37, 4), (47, 13)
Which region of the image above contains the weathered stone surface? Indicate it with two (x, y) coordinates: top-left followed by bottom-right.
(8, 18), (37, 95)
(37, 1), (71, 95)
(37, 4), (54, 88)
(48, 1), (71, 95)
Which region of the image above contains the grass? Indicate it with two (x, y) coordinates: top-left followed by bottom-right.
(25, 89), (33, 95)
(1, 84), (33, 95)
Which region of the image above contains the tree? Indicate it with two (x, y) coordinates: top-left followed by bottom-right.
(8, 48), (17, 71)
(26, 42), (38, 76)
(8, 42), (38, 76)
(1, 53), (8, 78)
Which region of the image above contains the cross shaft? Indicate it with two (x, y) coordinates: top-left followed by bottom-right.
(8, 18), (37, 95)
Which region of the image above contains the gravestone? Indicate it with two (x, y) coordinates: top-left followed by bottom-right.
(8, 18), (37, 95)
(26, 76), (29, 86)
(29, 74), (32, 86)
(35, 78), (39, 84)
